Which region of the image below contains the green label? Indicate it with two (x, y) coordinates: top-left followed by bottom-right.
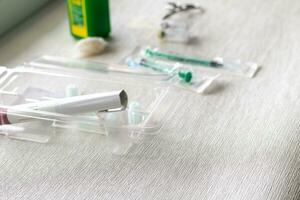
(72, 4), (84, 26)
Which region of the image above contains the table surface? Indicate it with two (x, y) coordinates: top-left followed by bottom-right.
(0, 0), (299, 199)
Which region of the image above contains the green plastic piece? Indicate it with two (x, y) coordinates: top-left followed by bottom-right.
(67, 0), (111, 39)
(178, 71), (192, 83)
(139, 59), (193, 83)
(144, 48), (222, 68)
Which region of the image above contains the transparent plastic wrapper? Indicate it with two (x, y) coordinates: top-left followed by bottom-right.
(125, 57), (219, 93)
(0, 60), (177, 155)
(159, 2), (205, 43)
(142, 47), (260, 78)
(32, 55), (218, 94)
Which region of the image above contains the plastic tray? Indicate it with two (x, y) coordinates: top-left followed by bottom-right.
(0, 58), (175, 154)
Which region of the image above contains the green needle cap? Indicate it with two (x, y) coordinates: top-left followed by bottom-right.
(178, 70), (193, 83)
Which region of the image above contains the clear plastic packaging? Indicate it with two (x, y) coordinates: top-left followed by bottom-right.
(142, 47), (260, 78)
(125, 57), (220, 93)
(0, 58), (177, 155)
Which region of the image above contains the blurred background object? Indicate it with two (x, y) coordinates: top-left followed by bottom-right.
(67, 0), (111, 39)
(0, 0), (51, 36)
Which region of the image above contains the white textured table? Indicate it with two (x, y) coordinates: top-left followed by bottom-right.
(0, 0), (299, 199)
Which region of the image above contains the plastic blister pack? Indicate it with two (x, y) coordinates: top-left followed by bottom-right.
(143, 47), (260, 78)
(0, 59), (176, 155)
(121, 47), (220, 93)
(125, 57), (219, 93)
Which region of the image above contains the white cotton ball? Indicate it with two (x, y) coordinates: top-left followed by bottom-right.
(73, 37), (107, 58)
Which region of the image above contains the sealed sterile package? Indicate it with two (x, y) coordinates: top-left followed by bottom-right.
(0, 58), (180, 155)
(33, 55), (217, 94)
(125, 56), (220, 94)
(142, 47), (260, 78)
